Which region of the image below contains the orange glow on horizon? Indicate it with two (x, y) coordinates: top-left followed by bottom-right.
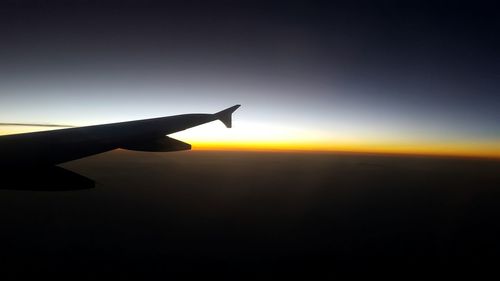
(187, 141), (500, 159)
(168, 121), (500, 159)
(1, 124), (499, 160)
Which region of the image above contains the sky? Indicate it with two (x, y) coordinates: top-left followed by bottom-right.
(0, 0), (499, 158)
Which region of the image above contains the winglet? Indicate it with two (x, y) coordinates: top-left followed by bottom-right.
(214, 105), (241, 128)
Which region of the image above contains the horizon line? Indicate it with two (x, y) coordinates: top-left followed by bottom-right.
(189, 147), (500, 161)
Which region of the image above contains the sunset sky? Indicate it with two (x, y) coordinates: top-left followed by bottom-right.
(0, 1), (498, 158)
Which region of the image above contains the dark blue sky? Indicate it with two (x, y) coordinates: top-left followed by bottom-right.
(0, 0), (498, 156)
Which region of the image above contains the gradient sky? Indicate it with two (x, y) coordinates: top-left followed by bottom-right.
(0, 0), (499, 158)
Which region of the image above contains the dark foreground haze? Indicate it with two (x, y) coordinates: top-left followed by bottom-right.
(1, 150), (499, 279)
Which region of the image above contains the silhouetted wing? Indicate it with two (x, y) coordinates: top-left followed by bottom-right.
(3, 166), (95, 191)
(0, 105), (240, 168)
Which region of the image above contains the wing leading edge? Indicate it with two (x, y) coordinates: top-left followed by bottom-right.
(0, 105), (241, 169)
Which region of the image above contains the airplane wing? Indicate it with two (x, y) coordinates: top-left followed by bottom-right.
(0, 105), (240, 170)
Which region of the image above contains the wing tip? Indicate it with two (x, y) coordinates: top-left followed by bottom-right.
(215, 104), (241, 128)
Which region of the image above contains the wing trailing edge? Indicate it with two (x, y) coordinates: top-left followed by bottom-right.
(214, 104), (241, 128)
